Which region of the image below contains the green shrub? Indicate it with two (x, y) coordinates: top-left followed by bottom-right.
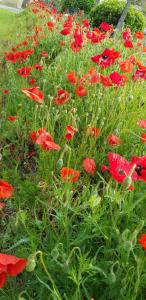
(61, 0), (95, 14)
(90, 0), (145, 32)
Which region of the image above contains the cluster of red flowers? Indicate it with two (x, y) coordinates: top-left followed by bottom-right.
(1, 3), (146, 290)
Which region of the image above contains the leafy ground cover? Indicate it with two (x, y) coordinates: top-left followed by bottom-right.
(0, 1), (146, 299)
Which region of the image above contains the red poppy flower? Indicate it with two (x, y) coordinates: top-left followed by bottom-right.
(0, 180), (13, 199)
(60, 167), (80, 183)
(75, 85), (88, 97)
(54, 89), (70, 105)
(104, 152), (138, 183)
(119, 59), (133, 73)
(65, 125), (77, 141)
(74, 29), (83, 47)
(91, 48), (120, 69)
(67, 71), (78, 85)
(28, 77), (36, 86)
(47, 21), (54, 31)
(100, 75), (112, 87)
(85, 127), (100, 138)
(82, 19), (90, 28)
(70, 40), (82, 52)
(8, 116), (17, 122)
(40, 51), (48, 58)
(134, 32), (144, 39)
(140, 133), (146, 143)
(122, 28), (131, 41)
(3, 89), (9, 94)
(83, 158), (96, 175)
(22, 87), (44, 104)
(60, 28), (71, 35)
(131, 156), (146, 181)
(107, 134), (122, 145)
(138, 234), (146, 250)
(87, 29), (106, 44)
(132, 69), (146, 81)
(17, 66), (31, 77)
(109, 72), (127, 86)
(33, 64), (43, 71)
(4, 52), (16, 63)
(99, 22), (113, 32)
(124, 40), (133, 48)
(137, 120), (146, 128)
(89, 72), (100, 84)
(0, 253), (27, 288)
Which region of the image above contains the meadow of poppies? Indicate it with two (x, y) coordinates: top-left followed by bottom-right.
(0, 1), (146, 299)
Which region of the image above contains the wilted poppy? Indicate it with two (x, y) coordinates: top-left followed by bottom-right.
(22, 87), (44, 104)
(65, 125), (77, 141)
(30, 128), (61, 151)
(60, 167), (80, 183)
(83, 158), (96, 175)
(0, 180), (13, 199)
(85, 127), (100, 138)
(54, 89), (70, 105)
(30, 128), (47, 143)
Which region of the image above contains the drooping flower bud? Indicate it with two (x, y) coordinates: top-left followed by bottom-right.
(56, 158), (63, 170)
(26, 254), (36, 272)
(123, 175), (132, 190)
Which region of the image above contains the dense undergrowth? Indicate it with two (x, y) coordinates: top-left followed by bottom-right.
(0, 1), (146, 299)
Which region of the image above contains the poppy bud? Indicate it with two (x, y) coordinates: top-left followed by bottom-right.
(26, 254), (36, 272)
(123, 175), (132, 190)
(56, 158), (63, 170)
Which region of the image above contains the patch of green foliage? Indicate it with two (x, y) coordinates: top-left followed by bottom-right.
(90, 0), (145, 32)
